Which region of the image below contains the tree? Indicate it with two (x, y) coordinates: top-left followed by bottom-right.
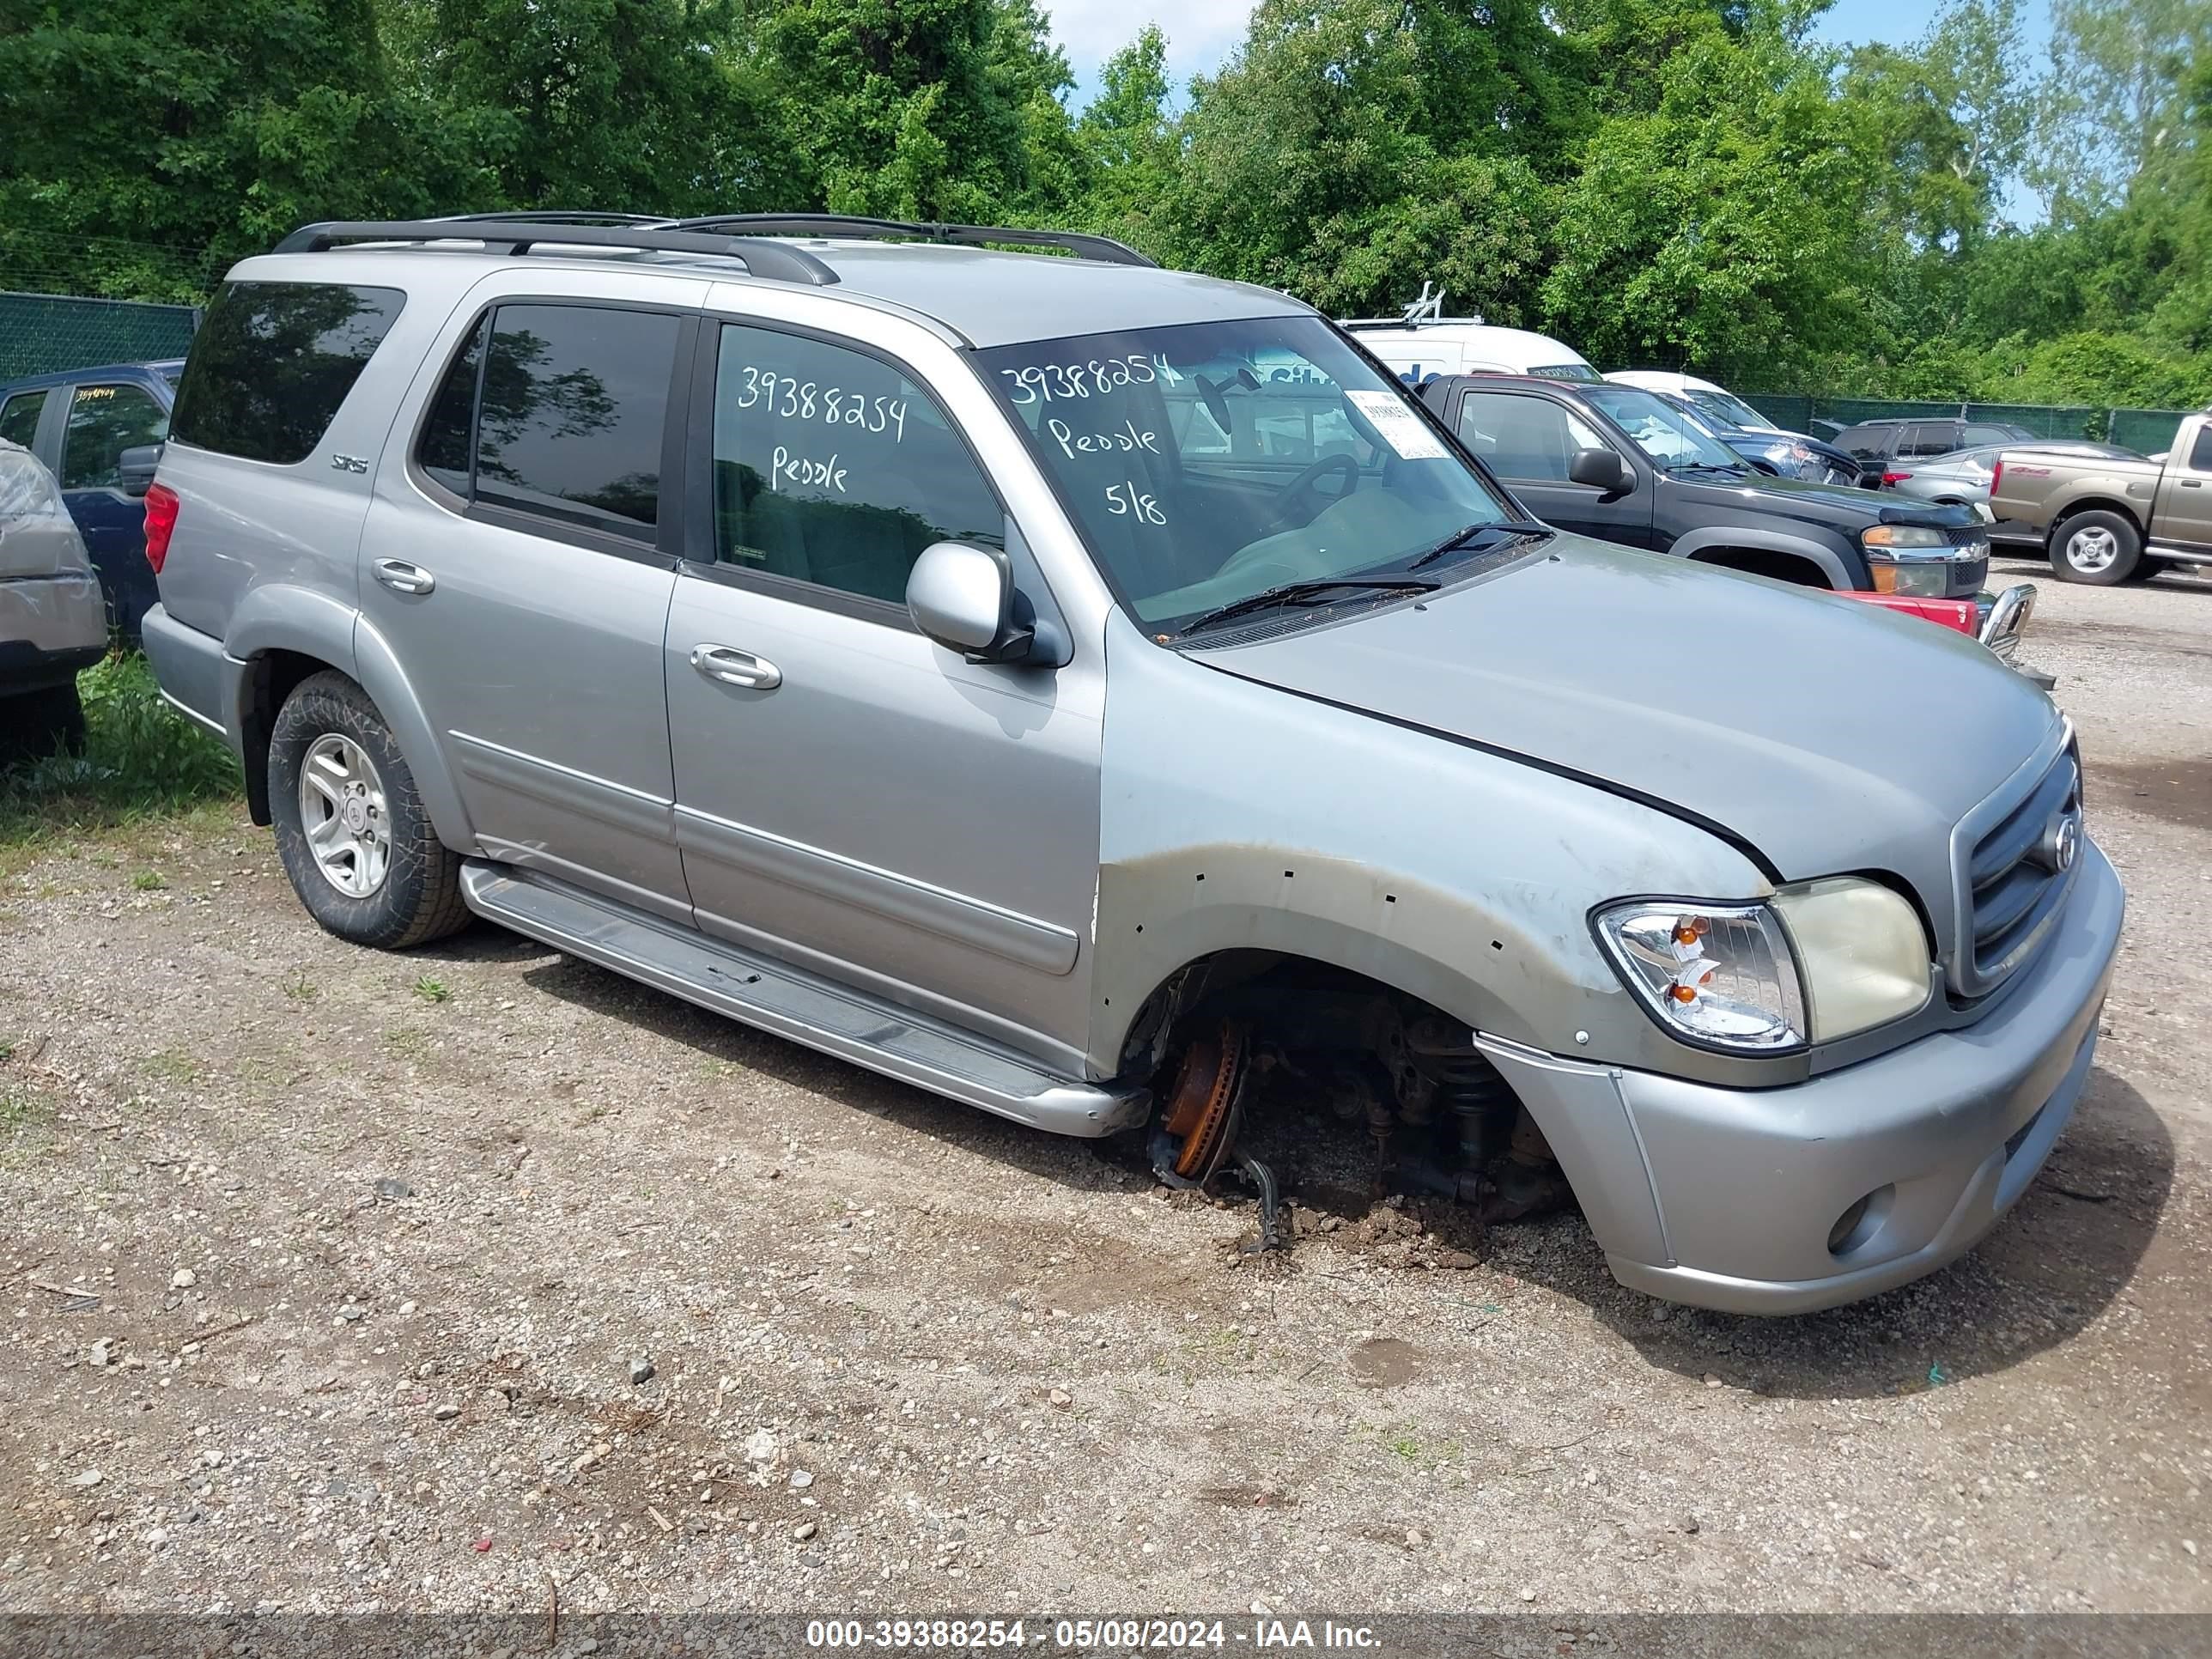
(753, 0), (1037, 220)
(1075, 27), (1178, 234)
(2033, 0), (2212, 217)
(0, 0), (463, 299)
(381, 0), (786, 216)
(1540, 10), (1871, 375)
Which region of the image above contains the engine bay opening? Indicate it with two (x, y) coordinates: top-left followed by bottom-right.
(1126, 953), (1576, 1252)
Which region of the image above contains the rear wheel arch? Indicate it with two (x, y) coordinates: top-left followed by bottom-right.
(239, 649), (340, 825)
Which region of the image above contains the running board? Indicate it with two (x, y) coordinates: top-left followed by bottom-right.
(459, 862), (1146, 1138)
(2148, 544), (2212, 567)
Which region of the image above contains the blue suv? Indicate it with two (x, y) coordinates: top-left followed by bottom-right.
(0, 359), (181, 639)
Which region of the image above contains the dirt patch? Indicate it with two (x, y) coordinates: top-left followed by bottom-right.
(2100, 756), (2212, 834)
(1347, 1337), (1422, 1389)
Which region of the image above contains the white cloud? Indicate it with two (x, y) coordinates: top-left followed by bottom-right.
(1044, 0), (1256, 102)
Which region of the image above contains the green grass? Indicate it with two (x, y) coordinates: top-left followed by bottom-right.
(411, 975), (452, 1004)
(130, 868), (167, 891)
(0, 653), (242, 852)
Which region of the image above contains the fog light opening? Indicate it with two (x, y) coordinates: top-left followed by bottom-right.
(1827, 1184), (1895, 1257)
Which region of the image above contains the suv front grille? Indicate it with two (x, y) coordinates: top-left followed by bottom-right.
(1955, 745), (2081, 997)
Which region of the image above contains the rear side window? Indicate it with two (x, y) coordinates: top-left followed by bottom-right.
(415, 303), (681, 544)
(0, 390), (46, 449)
(59, 384), (168, 489)
(171, 281), (404, 465)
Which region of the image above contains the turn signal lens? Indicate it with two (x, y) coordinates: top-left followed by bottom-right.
(1595, 902), (1807, 1053)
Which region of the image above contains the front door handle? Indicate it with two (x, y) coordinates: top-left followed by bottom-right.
(373, 558), (435, 596)
(2183, 478), (2202, 488)
(690, 643), (782, 690)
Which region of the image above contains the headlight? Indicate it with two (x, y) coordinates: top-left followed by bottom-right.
(1595, 879), (1930, 1054)
(1862, 523), (1971, 595)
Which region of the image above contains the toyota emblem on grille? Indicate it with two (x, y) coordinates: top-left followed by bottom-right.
(2039, 813), (2081, 873)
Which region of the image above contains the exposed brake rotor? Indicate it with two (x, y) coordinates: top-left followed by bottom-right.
(1155, 1020), (1250, 1185)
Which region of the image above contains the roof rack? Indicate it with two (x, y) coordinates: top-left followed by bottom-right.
(670, 214), (1158, 269)
(271, 218), (839, 287)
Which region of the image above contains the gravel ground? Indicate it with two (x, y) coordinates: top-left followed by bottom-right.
(0, 562), (2208, 1620)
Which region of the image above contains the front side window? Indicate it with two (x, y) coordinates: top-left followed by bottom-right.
(415, 304), (680, 544)
(59, 384), (168, 489)
(170, 281), (404, 465)
(1962, 423), (2014, 448)
(1577, 385), (1747, 472)
(977, 317), (1512, 630)
(710, 324), (1002, 605)
(2189, 425), (2212, 472)
(1454, 391), (1613, 482)
(0, 389), (46, 449)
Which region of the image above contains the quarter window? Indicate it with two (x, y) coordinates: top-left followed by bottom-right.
(59, 384), (168, 489)
(415, 304), (681, 544)
(709, 324), (1001, 606)
(0, 390), (46, 449)
(1454, 392), (1613, 482)
(170, 281), (404, 465)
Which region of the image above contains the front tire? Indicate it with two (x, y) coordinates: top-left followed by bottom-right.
(268, 671), (466, 949)
(2051, 510), (2141, 585)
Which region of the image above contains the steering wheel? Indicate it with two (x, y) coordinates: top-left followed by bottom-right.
(1266, 452), (1358, 534)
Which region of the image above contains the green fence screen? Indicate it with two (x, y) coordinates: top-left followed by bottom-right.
(1739, 391), (2193, 453)
(0, 290), (200, 383)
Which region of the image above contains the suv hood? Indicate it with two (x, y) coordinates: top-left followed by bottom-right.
(1668, 470), (1978, 534)
(1197, 536), (2060, 891)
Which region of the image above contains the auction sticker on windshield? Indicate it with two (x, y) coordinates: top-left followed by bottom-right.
(1345, 391), (1448, 459)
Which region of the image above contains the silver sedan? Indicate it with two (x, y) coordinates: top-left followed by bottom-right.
(1882, 441), (2140, 506)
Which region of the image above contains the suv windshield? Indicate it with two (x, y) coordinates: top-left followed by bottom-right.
(975, 318), (1514, 630)
(1685, 388), (1770, 429)
(1579, 385), (1747, 471)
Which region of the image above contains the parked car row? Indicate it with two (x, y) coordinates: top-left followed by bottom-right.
(0, 436), (108, 760)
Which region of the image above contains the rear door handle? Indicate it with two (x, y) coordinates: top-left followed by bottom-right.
(373, 558), (435, 595)
(690, 643), (782, 690)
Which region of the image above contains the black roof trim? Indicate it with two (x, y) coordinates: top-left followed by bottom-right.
(669, 215), (1158, 269)
(272, 219), (840, 287)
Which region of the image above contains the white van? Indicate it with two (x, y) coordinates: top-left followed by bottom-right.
(1341, 288), (1597, 386)
(1604, 369), (1784, 434)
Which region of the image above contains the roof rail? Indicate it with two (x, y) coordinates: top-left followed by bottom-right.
(427, 210), (679, 228)
(669, 214), (1158, 269)
(270, 219), (839, 287)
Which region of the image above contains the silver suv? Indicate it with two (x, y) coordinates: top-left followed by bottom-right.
(140, 214), (2124, 1314)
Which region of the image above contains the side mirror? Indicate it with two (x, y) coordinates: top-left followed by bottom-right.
(118, 443), (162, 499)
(1568, 447), (1632, 495)
(907, 541), (1035, 664)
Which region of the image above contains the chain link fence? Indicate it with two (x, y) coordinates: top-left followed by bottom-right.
(0, 291), (201, 382)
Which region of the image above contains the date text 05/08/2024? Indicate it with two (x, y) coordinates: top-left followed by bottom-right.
(805, 1620), (1382, 1650)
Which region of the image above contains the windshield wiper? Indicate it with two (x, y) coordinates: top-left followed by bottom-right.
(1407, 519), (1554, 569)
(1665, 460), (1752, 478)
(1173, 576), (1440, 639)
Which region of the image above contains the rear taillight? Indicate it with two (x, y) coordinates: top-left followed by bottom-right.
(1990, 459), (2003, 495)
(143, 482), (179, 575)
(1881, 471), (1912, 485)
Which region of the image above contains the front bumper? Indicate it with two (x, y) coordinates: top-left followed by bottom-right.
(1482, 840), (2124, 1314)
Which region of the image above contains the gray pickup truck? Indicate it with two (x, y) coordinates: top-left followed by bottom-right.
(139, 213), (2122, 1315)
(1989, 410), (2212, 583)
